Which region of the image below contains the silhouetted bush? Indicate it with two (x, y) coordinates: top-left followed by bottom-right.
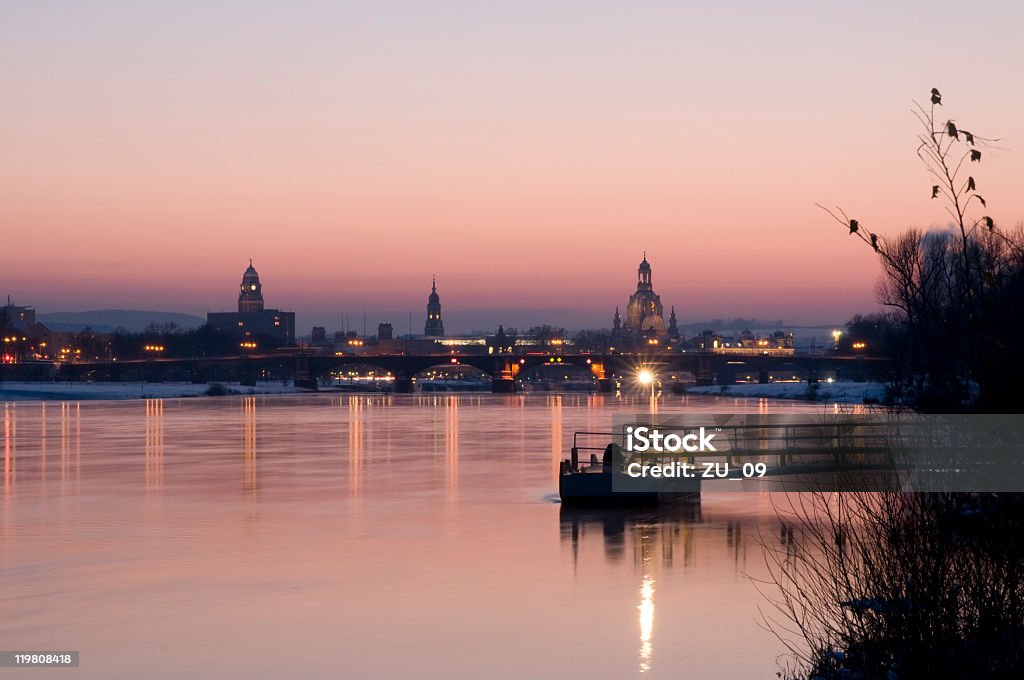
(205, 383), (238, 397)
(764, 492), (1024, 679)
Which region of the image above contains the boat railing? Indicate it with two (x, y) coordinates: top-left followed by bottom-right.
(569, 431), (618, 472)
(568, 421), (947, 473)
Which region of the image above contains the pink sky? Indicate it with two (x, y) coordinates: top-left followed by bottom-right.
(4, 2), (1023, 332)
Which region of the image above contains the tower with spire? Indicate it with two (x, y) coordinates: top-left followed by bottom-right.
(623, 253), (666, 336)
(424, 277), (445, 336)
(206, 260), (295, 345)
(238, 259), (264, 313)
(667, 306), (680, 343)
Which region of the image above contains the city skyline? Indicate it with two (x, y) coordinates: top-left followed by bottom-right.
(5, 2), (1024, 331)
(5, 255), (865, 335)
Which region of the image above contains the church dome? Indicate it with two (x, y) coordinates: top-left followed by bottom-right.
(638, 256), (651, 271)
(241, 259), (260, 283)
(641, 314), (666, 332)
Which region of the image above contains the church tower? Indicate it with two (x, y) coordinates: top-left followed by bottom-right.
(667, 306), (679, 342)
(624, 253), (665, 335)
(637, 252), (653, 291)
(424, 277), (445, 336)
(238, 260), (264, 313)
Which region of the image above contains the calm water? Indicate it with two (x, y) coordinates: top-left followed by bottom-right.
(1, 393), (822, 679)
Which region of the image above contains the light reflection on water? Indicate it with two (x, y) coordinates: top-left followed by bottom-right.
(0, 393), (824, 679)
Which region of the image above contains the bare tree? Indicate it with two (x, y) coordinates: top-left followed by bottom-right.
(819, 89), (1024, 411)
(760, 492), (1024, 679)
(761, 90), (1024, 680)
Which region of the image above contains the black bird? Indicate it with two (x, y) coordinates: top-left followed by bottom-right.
(971, 149), (982, 162)
(967, 177), (976, 191)
(931, 88), (942, 105)
(849, 219), (859, 235)
(984, 216), (994, 230)
(932, 185), (940, 199)
(946, 121), (959, 139)
(870, 233), (879, 251)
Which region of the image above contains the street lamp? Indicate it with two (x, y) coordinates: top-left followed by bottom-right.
(831, 329), (842, 350)
(638, 367), (656, 396)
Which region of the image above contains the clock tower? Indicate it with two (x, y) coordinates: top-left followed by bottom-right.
(238, 260), (264, 313)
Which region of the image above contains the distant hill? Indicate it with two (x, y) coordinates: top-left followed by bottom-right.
(38, 310), (205, 333)
(678, 319), (788, 332)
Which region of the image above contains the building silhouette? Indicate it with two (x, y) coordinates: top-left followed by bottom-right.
(0, 298), (35, 331)
(424, 277), (444, 336)
(622, 254), (667, 337)
(207, 261), (295, 346)
(238, 261), (264, 312)
(667, 306), (680, 343)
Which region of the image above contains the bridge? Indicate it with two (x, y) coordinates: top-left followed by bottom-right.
(48, 350), (894, 393)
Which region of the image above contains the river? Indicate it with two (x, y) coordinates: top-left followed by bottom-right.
(1, 393), (827, 679)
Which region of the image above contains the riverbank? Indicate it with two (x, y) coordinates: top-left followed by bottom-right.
(0, 381), (307, 401)
(685, 380), (887, 403)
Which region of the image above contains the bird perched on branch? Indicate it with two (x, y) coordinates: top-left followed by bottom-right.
(931, 88), (942, 105)
(984, 216), (994, 230)
(870, 234), (879, 252)
(947, 121), (959, 139)
(932, 185), (940, 199)
(968, 177), (976, 191)
(971, 149), (982, 162)
(849, 219), (859, 235)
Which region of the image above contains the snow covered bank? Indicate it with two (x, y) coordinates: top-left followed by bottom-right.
(0, 381), (306, 402)
(684, 380), (888, 404)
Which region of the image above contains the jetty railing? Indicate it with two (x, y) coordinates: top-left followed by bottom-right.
(566, 421), (946, 474)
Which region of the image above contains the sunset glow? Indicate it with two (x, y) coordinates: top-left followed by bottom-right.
(4, 2), (1023, 331)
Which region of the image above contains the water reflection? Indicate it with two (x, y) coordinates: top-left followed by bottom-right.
(61, 402), (80, 487)
(558, 499), (797, 675)
(243, 396), (257, 494)
(560, 504), (702, 569)
(560, 505), (702, 674)
(347, 395), (364, 497)
(446, 395), (458, 501)
(550, 395), (562, 483)
(145, 399), (164, 492)
(0, 394), (822, 679)
(638, 574), (655, 673)
(39, 403), (46, 486)
(3, 402), (12, 493)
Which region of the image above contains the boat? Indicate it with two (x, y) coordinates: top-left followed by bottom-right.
(558, 431), (700, 506)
